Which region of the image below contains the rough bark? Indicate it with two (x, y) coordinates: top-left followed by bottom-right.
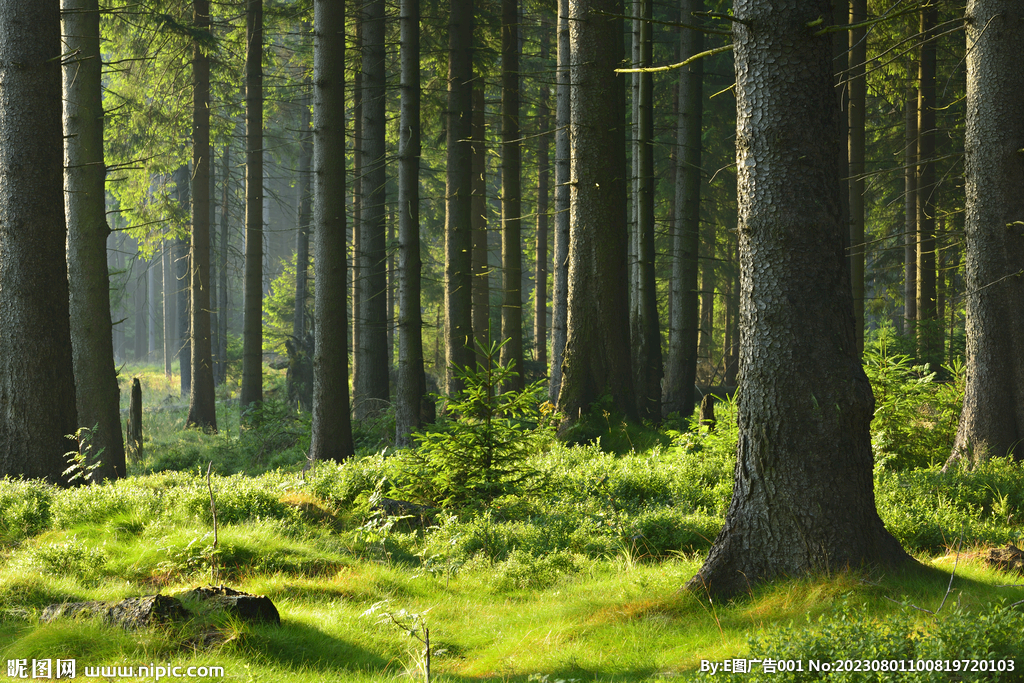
(662, 0), (702, 417)
(187, 0), (217, 432)
(557, 0), (636, 422)
(0, 0), (78, 483)
(916, 4), (940, 367)
(395, 0), (428, 446)
(945, 0), (1024, 467)
(444, 0), (474, 395)
(499, 0), (524, 390)
(630, 0), (661, 420)
(62, 0), (126, 479)
(848, 0), (866, 354)
(357, 0), (390, 419)
(241, 0), (264, 411)
(548, 0), (570, 401)
(685, 0), (911, 599)
(534, 26), (551, 373)
(471, 82), (489, 363)
(309, 0), (355, 462)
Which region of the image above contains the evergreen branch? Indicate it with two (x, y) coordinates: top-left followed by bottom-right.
(615, 44), (733, 74)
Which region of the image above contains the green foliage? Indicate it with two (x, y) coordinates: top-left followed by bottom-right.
(864, 325), (964, 470)
(0, 479), (53, 546)
(396, 341), (555, 508)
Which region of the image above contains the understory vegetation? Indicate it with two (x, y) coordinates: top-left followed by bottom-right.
(2, 336), (1023, 681)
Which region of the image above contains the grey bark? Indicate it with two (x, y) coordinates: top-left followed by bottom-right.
(904, 85), (918, 332)
(187, 0), (217, 432)
(163, 238), (174, 376)
(294, 93), (312, 344)
(62, 0), (126, 479)
(685, 0), (911, 599)
(0, 0), (78, 483)
(499, 0), (524, 390)
(663, 0), (703, 417)
(849, 0), (866, 354)
(173, 166), (191, 398)
(534, 26), (551, 373)
(916, 4), (940, 367)
(444, 0), (474, 395)
(357, 0), (390, 418)
(556, 0), (636, 422)
(945, 0), (1024, 466)
(309, 0), (355, 462)
(548, 0), (570, 401)
(241, 0), (264, 411)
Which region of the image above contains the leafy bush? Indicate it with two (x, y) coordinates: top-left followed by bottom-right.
(0, 479), (54, 545)
(21, 537), (106, 580)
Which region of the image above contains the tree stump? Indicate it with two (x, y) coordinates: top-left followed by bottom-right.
(126, 378), (143, 461)
(699, 394), (716, 431)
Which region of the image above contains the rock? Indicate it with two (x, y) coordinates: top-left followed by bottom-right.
(179, 585), (281, 625)
(41, 595), (188, 630)
(984, 543), (1024, 575)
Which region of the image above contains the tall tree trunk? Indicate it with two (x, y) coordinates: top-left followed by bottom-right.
(396, 0), (429, 445)
(662, 0), (703, 417)
(548, 0), (570, 401)
(351, 36), (363, 409)
(0, 0), (78, 483)
(135, 260), (147, 361)
(904, 84), (918, 333)
(444, 0), (474, 395)
(916, 4), (939, 367)
(849, 0), (866, 354)
(357, 0), (390, 418)
(62, 0), (126, 480)
(310, 0), (355, 462)
(148, 246), (159, 358)
(210, 148), (219, 386)
(187, 0), (217, 431)
(534, 25), (551, 373)
(162, 237), (174, 375)
(174, 166), (192, 398)
(557, 0), (636, 422)
(630, 0), (661, 420)
(945, 0), (1024, 467)
(697, 233), (713, 377)
(685, 0), (910, 599)
(218, 140), (230, 385)
(295, 93), (312, 344)
(499, 0), (524, 389)
(241, 0), (264, 411)
(471, 82), (489, 362)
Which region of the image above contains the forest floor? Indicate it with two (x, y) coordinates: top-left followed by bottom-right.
(2, 363), (1024, 681)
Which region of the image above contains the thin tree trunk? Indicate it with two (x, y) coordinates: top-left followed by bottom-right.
(310, 0), (355, 462)
(686, 0), (910, 599)
(218, 140), (230, 385)
(63, 0), (126, 480)
(548, 0), (570, 401)
(187, 0), (217, 431)
(444, 0), (474, 395)
(849, 0), (867, 354)
(0, 0), (78, 483)
(534, 25), (551, 373)
(557, 0), (636, 422)
(904, 84), (918, 333)
(135, 257), (146, 361)
(663, 0), (702, 417)
(241, 0), (264, 411)
(697, 232), (714, 377)
(357, 0), (390, 417)
(396, 0), (428, 445)
(351, 38), (363, 410)
(163, 239), (174, 376)
(173, 166), (192, 398)
(916, 3), (939, 367)
(499, 0), (524, 389)
(471, 82), (489, 363)
(295, 91), (312, 343)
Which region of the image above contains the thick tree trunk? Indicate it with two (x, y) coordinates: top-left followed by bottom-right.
(848, 0), (866, 354)
(241, 0), (264, 411)
(187, 0), (217, 431)
(444, 0), (474, 395)
(685, 0), (911, 599)
(534, 27), (551, 374)
(548, 0), (570, 401)
(0, 0), (78, 483)
(309, 0), (355, 462)
(904, 85), (918, 333)
(357, 0), (390, 418)
(916, 4), (940, 367)
(395, 0), (428, 446)
(499, 0), (524, 390)
(630, 0), (661, 420)
(471, 82), (489, 363)
(557, 0), (636, 422)
(945, 0), (1024, 467)
(62, 0), (126, 480)
(662, 0), (702, 417)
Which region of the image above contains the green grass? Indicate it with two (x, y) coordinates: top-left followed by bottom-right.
(2, 361), (1023, 681)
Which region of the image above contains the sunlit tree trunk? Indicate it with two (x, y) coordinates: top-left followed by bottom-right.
(548, 0), (570, 401)
(916, 3), (940, 367)
(534, 26), (551, 374)
(904, 85), (917, 333)
(241, 0), (264, 411)
(62, 0), (126, 479)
